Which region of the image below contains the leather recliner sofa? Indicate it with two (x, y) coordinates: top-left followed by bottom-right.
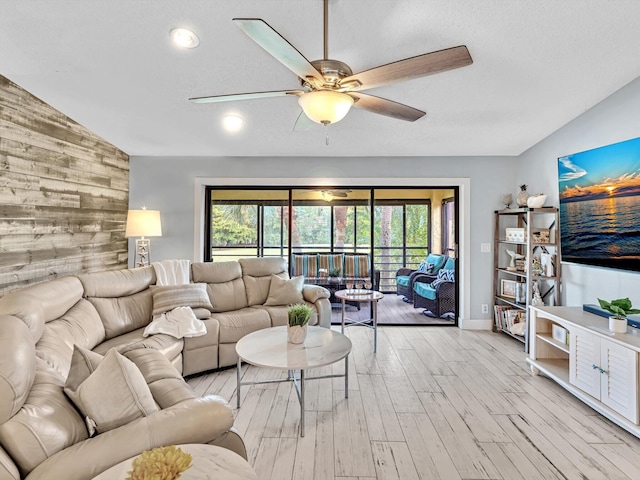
(0, 257), (330, 479)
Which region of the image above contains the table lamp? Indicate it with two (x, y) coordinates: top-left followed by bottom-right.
(125, 207), (162, 267)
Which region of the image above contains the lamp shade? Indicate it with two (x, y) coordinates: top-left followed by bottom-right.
(298, 90), (354, 125)
(125, 209), (162, 237)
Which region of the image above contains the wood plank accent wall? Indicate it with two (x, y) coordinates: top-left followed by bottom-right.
(0, 75), (129, 296)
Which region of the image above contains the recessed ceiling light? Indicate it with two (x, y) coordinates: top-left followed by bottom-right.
(170, 28), (200, 48)
(222, 114), (244, 133)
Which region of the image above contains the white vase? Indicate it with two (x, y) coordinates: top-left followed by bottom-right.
(609, 316), (627, 333)
(287, 324), (308, 344)
(527, 194), (547, 208)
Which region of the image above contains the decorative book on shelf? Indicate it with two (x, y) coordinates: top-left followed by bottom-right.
(494, 305), (525, 336)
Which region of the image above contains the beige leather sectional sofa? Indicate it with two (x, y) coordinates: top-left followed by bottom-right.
(0, 257), (330, 480)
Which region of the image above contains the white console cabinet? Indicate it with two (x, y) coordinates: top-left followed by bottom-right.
(528, 306), (640, 436)
(570, 329), (638, 423)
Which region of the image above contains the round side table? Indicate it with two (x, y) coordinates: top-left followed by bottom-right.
(92, 444), (257, 480)
(335, 289), (384, 353)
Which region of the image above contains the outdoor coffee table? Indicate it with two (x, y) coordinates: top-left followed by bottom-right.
(335, 289), (384, 353)
(235, 326), (352, 437)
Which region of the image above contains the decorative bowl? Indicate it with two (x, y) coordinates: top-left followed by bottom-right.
(527, 194), (547, 208)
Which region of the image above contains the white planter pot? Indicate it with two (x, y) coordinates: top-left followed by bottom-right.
(609, 316), (628, 333)
(287, 324), (308, 344)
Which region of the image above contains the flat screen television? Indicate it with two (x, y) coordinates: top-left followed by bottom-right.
(558, 136), (640, 273)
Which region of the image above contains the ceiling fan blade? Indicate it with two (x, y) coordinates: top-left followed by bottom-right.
(189, 90), (304, 104)
(233, 18), (325, 85)
(350, 93), (425, 122)
(292, 110), (316, 132)
(340, 45), (472, 92)
(330, 191), (349, 197)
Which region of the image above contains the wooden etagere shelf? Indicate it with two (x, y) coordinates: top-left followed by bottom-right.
(492, 207), (561, 351)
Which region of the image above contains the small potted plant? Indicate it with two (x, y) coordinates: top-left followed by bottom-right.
(287, 303), (313, 344)
(598, 297), (640, 333)
(327, 267), (341, 283)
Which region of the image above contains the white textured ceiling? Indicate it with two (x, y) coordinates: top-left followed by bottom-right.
(1, 0), (640, 157)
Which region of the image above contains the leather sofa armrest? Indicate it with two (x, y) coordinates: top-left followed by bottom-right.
(192, 307), (212, 319)
(0, 444), (19, 480)
(24, 395), (236, 480)
(302, 284), (330, 303)
(123, 349), (196, 409)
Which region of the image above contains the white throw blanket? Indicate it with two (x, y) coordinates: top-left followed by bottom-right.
(152, 259), (191, 286)
(143, 306), (207, 338)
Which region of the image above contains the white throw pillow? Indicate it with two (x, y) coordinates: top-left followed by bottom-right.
(64, 349), (158, 435)
(264, 274), (305, 306)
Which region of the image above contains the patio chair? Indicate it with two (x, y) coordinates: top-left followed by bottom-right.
(396, 253), (447, 302)
(412, 258), (456, 318)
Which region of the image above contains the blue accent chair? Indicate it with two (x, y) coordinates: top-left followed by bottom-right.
(396, 253), (447, 302)
(413, 258), (456, 317)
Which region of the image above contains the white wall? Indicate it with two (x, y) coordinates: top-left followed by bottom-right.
(129, 156), (518, 325)
(518, 76), (640, 306)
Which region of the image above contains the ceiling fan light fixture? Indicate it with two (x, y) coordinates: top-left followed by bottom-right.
(222, 114), (244, 133)
(170, 27), (200, 48)
(298, 90), (354, 125)
(321, 191), (333, 202)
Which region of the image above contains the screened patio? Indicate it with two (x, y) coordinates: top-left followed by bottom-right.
(205, 186), (458, 325)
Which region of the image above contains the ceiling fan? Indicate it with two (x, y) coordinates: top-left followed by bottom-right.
(323, 188), (350, 197)
(190, 0), (473, 128)
(319, 188), (351, 200)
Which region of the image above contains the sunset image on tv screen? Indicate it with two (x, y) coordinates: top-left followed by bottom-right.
(558, 136), (640, 272)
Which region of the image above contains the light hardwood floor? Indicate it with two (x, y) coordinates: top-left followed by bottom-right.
(187, 325), (640, 479)
(336, 293), (456, 326)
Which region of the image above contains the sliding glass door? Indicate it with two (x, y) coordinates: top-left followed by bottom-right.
(206, 189), (289, 260)
(290, 188), (372, 255)
(205, 186), (456, 294)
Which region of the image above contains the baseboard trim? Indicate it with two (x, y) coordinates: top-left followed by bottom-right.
(459, 318), (492, 330)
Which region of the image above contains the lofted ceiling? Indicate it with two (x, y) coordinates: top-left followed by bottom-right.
(1, 0), (640, 157)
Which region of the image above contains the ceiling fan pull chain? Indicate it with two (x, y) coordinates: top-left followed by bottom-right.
(326, 131), (329, 146)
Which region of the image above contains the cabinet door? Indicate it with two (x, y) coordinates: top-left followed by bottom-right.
(600, 339), (639, 423)
(569, 329), (600, 399)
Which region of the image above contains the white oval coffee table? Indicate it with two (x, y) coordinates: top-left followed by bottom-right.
(236, 326), (351, 437)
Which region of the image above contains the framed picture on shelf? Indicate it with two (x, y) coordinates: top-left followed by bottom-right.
(505, 228), (525, 242)
(500, 279), (517, 298)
